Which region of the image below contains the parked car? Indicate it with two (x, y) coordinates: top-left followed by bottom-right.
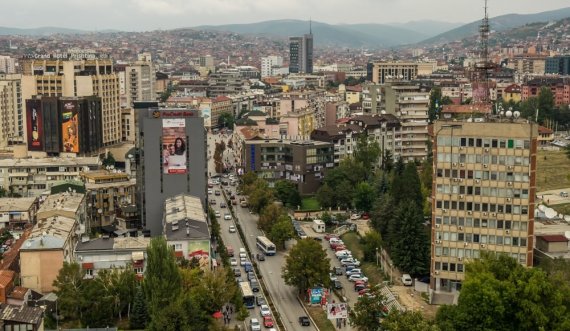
(346, 268), (362, 277)
(260, 305), (271, 317)
(240, 257), (247, 266)
(561, 191), (569, 198)
(215, 190), (221, 196)
(250, 318), (261, 331)
(324, 234), (338, 241)
(334, 280), (343, 290)
(263, 316), (274, 328)
(402, 274), (413, 286)
(257, 253), (265, 261)
(351, 213), (361, 220)
(224, 213), (232, 220)
(329, 273), (338, 282)
(230, 258), (238, 266)
(247, 271), (255, 281)
(220, 202), (227, 208)
(214, 211), (221, 217)
(333, 266), (344, 276)
(250, 279), (260, 292)
(348, 274), (369, 283)
(256, 295), (266, 306)
(207, 189), (213, 195)
(229, 225), (236, 233)
(233, 268), (241, 277)
(341, 258), (360, 266)
(299, 316), (310, 326)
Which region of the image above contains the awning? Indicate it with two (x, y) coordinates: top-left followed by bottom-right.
(174, 251), (184, 258)
(82, 262), (94, 270)
(132, 251), (144, 261)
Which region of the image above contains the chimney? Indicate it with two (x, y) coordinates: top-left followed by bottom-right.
(186, 227), (190, 237)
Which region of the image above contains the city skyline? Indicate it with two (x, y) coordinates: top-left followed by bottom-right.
(1, 0), (569, 31)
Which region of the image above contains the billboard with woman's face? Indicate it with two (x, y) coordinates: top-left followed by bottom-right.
(162, 118), (187, 174)
(61, 101), (79, 153)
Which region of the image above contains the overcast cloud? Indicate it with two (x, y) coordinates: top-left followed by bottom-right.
(2, 0), (569, 31)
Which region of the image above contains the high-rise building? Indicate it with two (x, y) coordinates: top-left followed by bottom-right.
(430, 120), (537, 295)
(545, 56), (570, 75)
(289, 31), (313, 74)
(20, 53), (121, 146)
(0, 56), (16, 74)
(372, 61), (436, 84)
(123, 60), (155, 107)
(261, 56), (284, 77)
(0, 73), (23, 148)
(137, 104), (206, 235)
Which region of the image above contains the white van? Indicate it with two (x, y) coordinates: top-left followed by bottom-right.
(239, 248), (247, 258)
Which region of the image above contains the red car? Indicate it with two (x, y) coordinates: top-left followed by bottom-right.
(263, 316), (274, 328)
(334, 246), (347, 252)
(361, 213), (370, 220)
(358, 288), (370, 296)
(324, 234), (338, 241)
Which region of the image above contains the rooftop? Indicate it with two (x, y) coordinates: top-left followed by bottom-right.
(163, 194), (209, 241)
(37, 192), (85, 218)
(0, 198), (37, 213)
(22, 215), (76, 250)
(0, 156), (99, 168)
(0, 303), (44, 325)
(75, 236), (151, 252)
(537, 234), (569, 243)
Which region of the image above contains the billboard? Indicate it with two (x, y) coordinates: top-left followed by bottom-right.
(162, 118), (187, 174)
(61, 101), (79, 153)
(327, 303), (348, 319)
(26, 99), (43, 151)
(188, 240), (210, 270)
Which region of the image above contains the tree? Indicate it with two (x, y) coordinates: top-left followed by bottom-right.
(218, 112), (235, 129)
(130, 286), (148, 329)
(382, 310), (440, 331)
(316, 183), (335, 209)
(96, 267), (137, 320)
(349, 286), (386, 331)
(391, 202), (429, 276)
(391, 162), (423, 210)
(382, 150), (394, 172)
(102, 152), (116, 167)
(53, 262), (86, 321)
(353, 134), (381, 177)
(274, 180), (301, 208)
(269, 215), (295, 250)
(191, 268), (238, 313)
(258, 203), (284, 233)
(353, 181), (375, 212)
(143, 237), (181, 318)
(360, 230), (382, 263)
(428, 87), (452, 123)
(148, 299), (192, 331)
(282, 239), (331, 294)
(370, 194), (396, 248)
(0, 187), (6, 198)
(81, 279), (114, 327)
(247, 179), (274, 213)
(566, 144), (570, 161)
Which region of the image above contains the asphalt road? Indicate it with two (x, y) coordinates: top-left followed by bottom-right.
(208, 133), (317, 331)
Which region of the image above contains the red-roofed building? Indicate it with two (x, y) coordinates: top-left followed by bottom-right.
(537, 126), (554, 146)
(0, 270), (14, 304)
(536, 235), (569, 253)
(440, 103), (492, 119)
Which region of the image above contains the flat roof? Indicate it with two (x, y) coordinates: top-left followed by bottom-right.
(0, 157), (99, 168)
(537, 234), (569, 243)
(37, 192), (84, 216)
(0, 198), (37, 213)
(164, 194), (206, 224)
(75, 236), (150, 252)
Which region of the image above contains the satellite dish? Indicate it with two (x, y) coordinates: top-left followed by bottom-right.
(500, 111), (505, 117)
(538, 205), (546, 212)
(513, 111), (520, 119)
(565, 231), (570, 239)
(505, 110), (513, 118)
(380, 110), (387, 115)
(545, 208), (557, 219)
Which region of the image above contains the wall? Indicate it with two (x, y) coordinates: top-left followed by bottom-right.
(20, 250), (63, 293)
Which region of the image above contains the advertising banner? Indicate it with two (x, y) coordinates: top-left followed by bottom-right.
(26, 99), (43, 151)
(188, 240), (210, 270)
(326, 303), (348, 319)
(162, 118), (187, 174)
(61, 101), (79, 153)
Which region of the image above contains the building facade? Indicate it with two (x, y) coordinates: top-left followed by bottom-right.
(0, 74), (23, 148)
(545, 56), (570, 75)
(289, 34), (313, 74)
(20, 54), (122, 146)
(261, 56), (284, 78)
(138, 107), (206, 235)
(0, 198), (38, 230)
(430, 120), (538, 295)
(372, 62), (430, 84)
(0, 56), (16, 74)
(242, 139), (333, 195)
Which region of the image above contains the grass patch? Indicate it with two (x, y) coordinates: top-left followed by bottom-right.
(301, 197), (321, 211)
(552, 203), (570, 216)
(341, 232), (385, 285)
(306, 306), (336, 331)
(537, 150), (570, 192)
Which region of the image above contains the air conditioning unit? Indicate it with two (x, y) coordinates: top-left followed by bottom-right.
(508, 166), (514, 170)
(506, 230), (510, 234)
(492, 213), (497, 217)
(460, 163), (465, 167)
(442, 209), (447, 213)
(467, 211), (472, 215)
(459, 147), (464, 150)
(459, 178), (464, 182)
(483, 164), (488, 168)
(484, 148), (489, 152)
(458, 226), (463, 230)
(480, 244), (486, 248)
(453, 178), (458, 182)
(476, 179), (481, 184)
(507, 182), (513, 186)
(458, 257), (463, 261)
(436, 224), (440, 228)
(435, 271), (440, 275)
(452, 162), (458, 167)
(464, 242), (469, 246)
(459, 195), (464, 199)
(435, 240), (442, 244)
(483, 212), (488, 216)
(506, 198), (511, 202)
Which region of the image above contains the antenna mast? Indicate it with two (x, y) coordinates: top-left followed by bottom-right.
(474, 0), (494, 105)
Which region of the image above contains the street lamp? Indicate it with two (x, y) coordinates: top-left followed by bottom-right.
(375, 247), (379, 267)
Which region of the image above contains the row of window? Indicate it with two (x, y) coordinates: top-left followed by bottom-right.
(434, 251), (527, 269)
(436, 185), (529, 198)
(437, 169), (530, 182)
(437, 153), (530, 166)
(437, 136), (530, 149)
(436, 201), (529, 215)
(435, 217), (528, 230)
(436, 232), (528, 247)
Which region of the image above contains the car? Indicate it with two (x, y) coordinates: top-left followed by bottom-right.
(312, 237), (323, 242)
(207, 189), (213, 195)
(260, 304), (271, 317)
(250, 318), (261, 331)
(341, 258), (361, 267)
(250, 279), (260, 292)
(348, 274), (368, 283)
(361, 213), (370, 220)
(229, 225), (236, 233)
(334, 246), (347, 252)
(351, 213), (361, 220)
(207, 183), (214, 188)
(256, 295), (266, 306)
(232, 199), (238, 205)
(240, 257), (247, 266)
(298, 316), (310, 326)
(334, 280), (343, 289)
(324, 234), (338, 241)
(220, 202), (226, 208)
(209, 200), (216, 205)
(257, 253), (265, 261)
(215, 190), (221, 196)
(263, 316), (274, 328)
(247, 271), (256, 281)
(214, 211), (221, 217)
(244, 262), (253, 273)
(230, 258), (238, 266)
(233, 268), (241, 277)
(354, 283), (368, 292)
(561, 191), (569, 198)
(224, 213), (232, 220)
(236, 276), (243, 283)
(346, 268), (362, 276)
(329, 273), (338, 282)
(333, 266), (344, 276)
(402, 274), (413, 286)
(358, 288), (370, 296)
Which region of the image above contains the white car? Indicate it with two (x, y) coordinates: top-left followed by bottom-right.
(260, 304), (271, 317)
(207, 189), (213, 195)
(240, 257), (247, 266)
(230, 258), (237, 266)
(250, 318), (261, 331)
(214, 211), (221, 217)
(402, 274), (413, 286)
(341, 258), (360, 266)
(224, 213), (232, 220)
(346, 268), (362, 276)
(348, 274), (368, 283)
(229, 225), (236, 233)
(329, 273), (338, 282)
(351, 213), (360, 220)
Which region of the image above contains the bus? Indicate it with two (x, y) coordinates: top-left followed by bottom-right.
(256, 236), (276, 256)
(239, 281), (255, 309)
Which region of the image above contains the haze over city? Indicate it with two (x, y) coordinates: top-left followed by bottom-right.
(1, 0), (569, 31)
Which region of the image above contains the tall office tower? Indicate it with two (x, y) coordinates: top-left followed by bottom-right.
(0, 56), (17, 74)
(289, 29), (313, 74)
(430, 120), (537, 295)
(20, 53), (121, 146)
(137, 104), (206, 235)
(0, 74), (23, 148)
(261, 56), (284, 77)
(124, 61), (155, 107)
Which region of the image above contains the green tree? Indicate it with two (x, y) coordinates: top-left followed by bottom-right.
(130, 286), (148, 329)
(382, 310), (440, 331)
(392, 162), (423, 210)
(349, 286), (386, 331)
(258, 203), (284, 233)
(0, 187), (6, 198)
(53, 261), (85, 321)
(282, 239), (331, 294)
(360, 230), (382, 263)
(428, 87), (452, 123)
(218, 112), (235, 129)
(96, 267), (137, 319)
(353, 181), (375, 212)
(247, 179), (274, 213)
(102, 152), (116, 167)
(269, 215), (295, 250)
(81, 279), (114, 327)
(143, 237), (182, 318)
(370, 194), (396, 249)
(148, 299), (192, 331)
(565, 144), (570, 160)
(391, 202), (429, 276)
(274, 180), (302, 208)
(191, 268), (238, 313)
(316, 183), (335, 209)
(353, 133), (381, 177)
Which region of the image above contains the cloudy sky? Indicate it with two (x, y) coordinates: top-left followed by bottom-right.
(2, 0), (569, 31)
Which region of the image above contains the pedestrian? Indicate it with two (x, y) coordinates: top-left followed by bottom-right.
(344, 318), (346, 326)
(226, 304), (230, 312)
(230, 305), (233, 314)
